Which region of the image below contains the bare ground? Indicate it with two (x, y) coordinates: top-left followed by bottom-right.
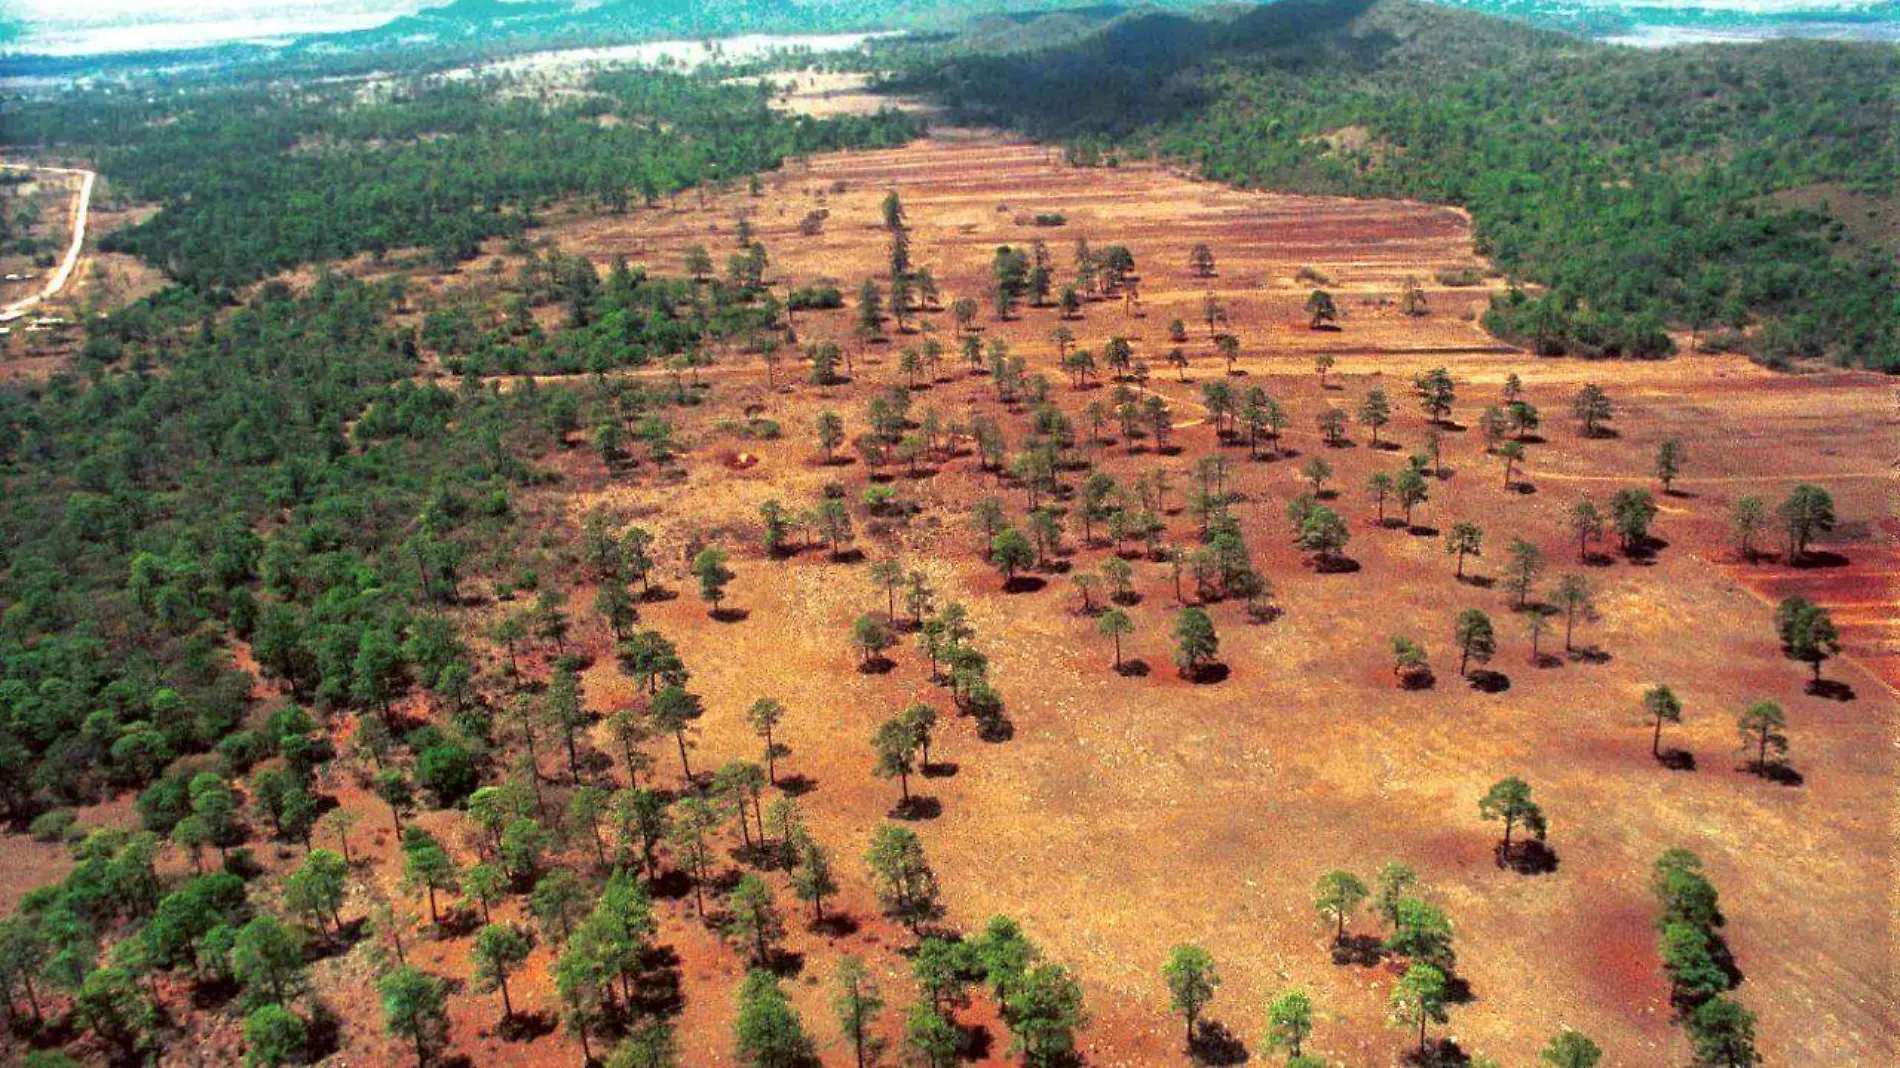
(6, 130), (1892, 1068)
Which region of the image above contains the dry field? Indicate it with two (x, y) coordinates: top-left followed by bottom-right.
(457, 134), (1890, 1066)
(5, 129), (1892, 1068)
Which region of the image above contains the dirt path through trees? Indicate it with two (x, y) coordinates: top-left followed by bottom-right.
(0, 163), (95, 323)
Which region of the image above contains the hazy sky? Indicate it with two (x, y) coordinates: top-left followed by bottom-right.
(6, 0), (430, 54)
(9, 0), (424, 23)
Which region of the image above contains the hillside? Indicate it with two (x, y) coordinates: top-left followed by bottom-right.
(888, 0), (1900, 370)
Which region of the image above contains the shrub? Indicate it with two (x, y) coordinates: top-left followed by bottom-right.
(29, 809), (78, 843)
(787, 285), (844, 310)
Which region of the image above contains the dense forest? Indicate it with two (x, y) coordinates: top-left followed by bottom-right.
(1, 71), (919, 293)
(0, 261), (806, 1064)
(886, 0), (1899, 369)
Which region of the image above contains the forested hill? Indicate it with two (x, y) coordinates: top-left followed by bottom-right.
(888, 0), (1900, 371)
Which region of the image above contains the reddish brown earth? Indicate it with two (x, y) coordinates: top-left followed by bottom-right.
(526, 133), (1896, 1067)
(6, 130), (1894, 1068)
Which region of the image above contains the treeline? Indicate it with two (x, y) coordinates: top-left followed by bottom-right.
(888, 0), (1899, 369)
(423, 239), (785, 376)
(1, 70), (920, 292)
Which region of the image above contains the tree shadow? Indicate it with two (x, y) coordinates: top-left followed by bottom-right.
(1002, 575), (1048, 594)
(960, 1022), (996, 1061)
(1443, 975), (1475, 1005)
(1406, 524), (1439, 538)
(1182, 662), (1231, 685)
(812, 912), (861, 937)
(1495, 839), (1559, 875)
(1657, 748), (1697, 771)
(1404, 1038), (1473, 1067)
(1398, 669), (1436, 691)
(1806, 679), (1855, 702)
(976, 714), (1016, 743)
(433, 906), (482, 939)
(762, 947), (807, 980)
(1711, 938), (1746, 991)
(1531, 652), (1564, 669)
(920, 759), (959, 779)
(497, 1010), (558, 1043)
(1115, 658), (1152, 678)
(310, 917), (368, 960)
(1581, 551), (1616, 568)
(633, 944), (685, 1018)
(1745, 761), (1805, 787)
(224, 846), (266, 879)
(1111, 590), (1144, 606)
(1567, 645), (1611, 665)
(305, 1002), (343, 1061)
(189, 975), (242, 1011)
(1331, 933), (1385, 967)
(891, 796), (942, 821)
(857, 656), (896, 676)
(1190, 1019), (1250, 1065)
(1511, 481), (1537, 495)
(1457, 573), (1495, 589)
(1313, 556), (1360, 574)
(1624, 537), (1666, 565)
(1467, 669), (1510, 693)
(1789, 550), (1850, 570)
(733, 840), (789, 871)
(709, 607), (750, 623)
(648, 868), (695, 902)
(638, 585), (678, 604)
(777, 773), (818, 797)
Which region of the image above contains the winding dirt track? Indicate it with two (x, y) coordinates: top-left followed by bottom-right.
(0, 162), (96, 323)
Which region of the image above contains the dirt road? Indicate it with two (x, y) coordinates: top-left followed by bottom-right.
(0, 163), (96, 323)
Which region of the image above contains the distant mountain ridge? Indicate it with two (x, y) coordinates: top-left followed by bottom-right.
(287, 0), (1217, 55)
(5, 0), (1894, 78)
